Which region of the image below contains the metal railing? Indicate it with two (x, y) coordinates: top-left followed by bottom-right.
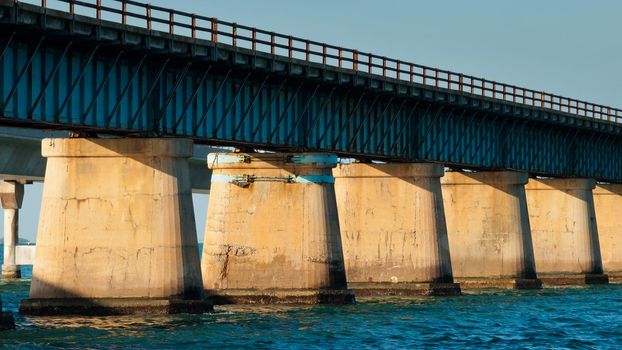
(15, 0), (622, 123)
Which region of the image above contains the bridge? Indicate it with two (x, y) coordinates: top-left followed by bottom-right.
(0, 0), (621, 315)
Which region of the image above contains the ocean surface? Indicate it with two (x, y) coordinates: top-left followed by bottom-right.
(1, 247), (622, 349)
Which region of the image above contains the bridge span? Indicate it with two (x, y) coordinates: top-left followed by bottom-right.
(0, 0), (621, 315)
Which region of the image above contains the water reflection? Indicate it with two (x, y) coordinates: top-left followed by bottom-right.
(2, 282), (622, 349)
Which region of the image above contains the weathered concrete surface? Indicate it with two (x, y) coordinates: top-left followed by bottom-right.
(20, 138), (211, 315)
(202, 153), (354, 304)
(593, 184), (622, 283)
(1, 181), (24, 279)
(525, 179), (608, 285)
(333, 163), (459, 296)
(0, 298), (14, 331)
(15, 245), (35, 266)
(441, 171), (541, 289)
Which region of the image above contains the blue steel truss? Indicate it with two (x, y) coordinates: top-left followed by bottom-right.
(0, 0), (622, 181)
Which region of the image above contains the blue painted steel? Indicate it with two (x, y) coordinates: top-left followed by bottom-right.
(207, 154), (251, 165)
(1, 1), (622, 181)
(207, 153), (337, 165)
(288, 154), (338, 165)
(210, 174), (334, 184)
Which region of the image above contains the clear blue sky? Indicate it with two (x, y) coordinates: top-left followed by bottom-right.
(5, 0), (621, 242)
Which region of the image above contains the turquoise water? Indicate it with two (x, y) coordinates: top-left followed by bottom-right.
(2, 255), (622, 348)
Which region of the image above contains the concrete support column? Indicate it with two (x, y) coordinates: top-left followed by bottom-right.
(441, 171), (541, 289)
(333, 163), (460, 296)
(0, 180), (24, 280)
(202, 153), (354, 304)
(593, 184), (622, 283)
(525, 178), (608, 285)
(20, 138), (211, 315)
(0, 298), (15, 331)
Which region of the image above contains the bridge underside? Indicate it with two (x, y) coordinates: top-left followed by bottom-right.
(0, 0), (621, 181)
(0, 127), (214, 192)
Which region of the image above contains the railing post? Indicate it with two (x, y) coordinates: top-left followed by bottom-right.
(382, 56), (386, 77)
(481, 80), (485, 96)
(270, 32), (275, 55)
(409, 64), (414, 83)
(492, 82), (496, 99)
(305, 40), (310, 62)
(353, 50), (359, 71)
(513, 86), (516, 103)
(608, 107), (611, 122)
(423, 67), (427, 85)
(252, 28), (257, 52)
(502, 85), (506, 100)
(233, 23), (238, 47)
(531, 91), (535, 106)
(396, 60), (400, 80)
(96, 0), (101, 20)
(541, 92), (545, 108)
(447, 72), (451, 89)
(368, 54), (372, 74)
(323, 44), (327, 65)
(435, 70), (439, 88)
(288, 36), (293, 59)
(69, 0), (74, 14)
(169, 10), (174, 34)
(41, 0), (46, 7)
(191, 14), (196, 39)
(338, 47), (342, 68)
(211, 18), (218, 43)
(121, 0), (127, 25)
(459, 74), (463, 93)
(146, 4), (151, 31)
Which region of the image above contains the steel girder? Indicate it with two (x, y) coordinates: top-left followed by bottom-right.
(1, 15), (622, 181)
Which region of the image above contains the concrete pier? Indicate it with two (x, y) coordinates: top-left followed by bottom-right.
(0, 298), (14, 331)
(333, 163), (459, 296)
(525, 178), (608, 285)
(441, 171), (541, 289)
(20, 138), (211, 315)
(0, 180), (24, 280)
(202, 153), (354, 304)
(593, 184), (622, 283)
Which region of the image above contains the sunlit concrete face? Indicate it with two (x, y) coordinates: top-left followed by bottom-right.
(201, 153), (353, 304)
(333, 163), (459, 296)
(21, 138), (210, 315)
(593, 184), (622, 283)
(525, 178), (608, 285)
(0, 180), (24, 280)
(441, 171), (541, 289)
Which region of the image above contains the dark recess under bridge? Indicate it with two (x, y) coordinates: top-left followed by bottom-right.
(1, 0), (622, 181)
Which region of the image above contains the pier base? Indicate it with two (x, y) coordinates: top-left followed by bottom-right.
(525, 179), (608, 286)
(441, 171), (541, 290)
(202, 153), (354, 305)
(20, 138), (210, 315)
(0, 181), (24, 280)
(593, 184), (622, 283)
(333, 163), (459, 297)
